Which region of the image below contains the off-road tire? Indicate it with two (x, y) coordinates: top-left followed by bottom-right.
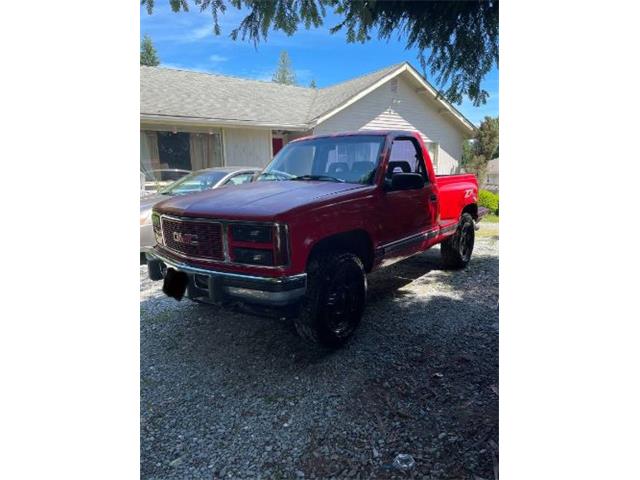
(294, 251), (367, 347)
(440, 213), (475, 269)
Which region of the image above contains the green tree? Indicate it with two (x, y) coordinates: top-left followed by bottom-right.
(140, 34), (160, 66)
(309, 79), (317, 88)
(461, 116), (499, 184)
(476, 116), (499, 160)
(141, 0), (498, 106)
(461, 139), (476, 169)
(272, 51), (296, 85)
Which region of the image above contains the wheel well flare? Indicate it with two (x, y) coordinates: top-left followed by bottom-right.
(308, 230), (374, 272)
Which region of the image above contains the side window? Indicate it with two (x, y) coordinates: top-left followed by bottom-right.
(387, 138), (428, 182)
(225, 173), (254, 185)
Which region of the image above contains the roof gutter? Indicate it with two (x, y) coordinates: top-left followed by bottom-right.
(140, 114), (310, 131)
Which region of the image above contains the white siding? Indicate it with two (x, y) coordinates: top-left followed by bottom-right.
(313, 74), (466, 174)
(223, 127), (272, 167)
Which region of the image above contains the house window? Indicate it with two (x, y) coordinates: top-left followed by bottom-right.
(158, 132), (191, 170)
(140, 130), (224, 174)
(190, 132), (223, 170)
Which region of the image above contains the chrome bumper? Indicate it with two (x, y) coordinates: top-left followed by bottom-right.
(146, 248), (307, 307)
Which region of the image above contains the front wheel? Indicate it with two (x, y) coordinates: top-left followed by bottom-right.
(294, 252), (367, 347)
(440, 213), (475, 269)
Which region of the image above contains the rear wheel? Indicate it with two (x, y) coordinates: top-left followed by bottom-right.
(440, 213), (475, 269)
(294, 251), (367, 347)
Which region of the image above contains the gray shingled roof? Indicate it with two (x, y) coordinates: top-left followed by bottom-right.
(141, 67), (314, 127)
(141, 63), (403, 128)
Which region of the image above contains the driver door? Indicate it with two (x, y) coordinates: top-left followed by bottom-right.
(378, 137), (438, 255)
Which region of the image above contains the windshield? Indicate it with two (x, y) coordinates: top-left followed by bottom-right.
(159, 170), (228, 195)
(259, 135), (385, 185)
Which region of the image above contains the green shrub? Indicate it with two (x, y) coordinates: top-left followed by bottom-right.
(479, 189), (499, 215)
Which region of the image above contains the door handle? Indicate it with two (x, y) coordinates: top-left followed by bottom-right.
(429, 194), (437, 202)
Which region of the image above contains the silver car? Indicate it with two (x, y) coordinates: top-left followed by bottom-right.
(140, 166), (260, 253)
(141, 168), (191, 196)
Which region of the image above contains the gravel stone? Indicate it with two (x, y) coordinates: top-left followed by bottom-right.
(140, 231), (499, 479)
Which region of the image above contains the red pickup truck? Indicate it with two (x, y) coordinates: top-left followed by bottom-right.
(147, 131), (481, 347)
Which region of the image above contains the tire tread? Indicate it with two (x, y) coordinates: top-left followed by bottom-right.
(294, 251), (366, 347)
(440, 213), (475, 269)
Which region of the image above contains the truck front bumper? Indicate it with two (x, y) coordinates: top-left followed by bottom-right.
(145, 249), (307, 307)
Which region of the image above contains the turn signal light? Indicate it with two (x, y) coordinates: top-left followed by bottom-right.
(233, 247), (274, 266)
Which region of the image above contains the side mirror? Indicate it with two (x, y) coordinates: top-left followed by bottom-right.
(388, 173), (425, 191)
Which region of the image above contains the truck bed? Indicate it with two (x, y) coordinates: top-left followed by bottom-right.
(435, 173), (479, 222)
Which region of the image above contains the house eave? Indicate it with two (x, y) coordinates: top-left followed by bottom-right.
(402, 64), (478, 135)
(140, 113), (310, 131)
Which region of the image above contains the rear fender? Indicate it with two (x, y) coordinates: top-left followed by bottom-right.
(437, 177), (478, 221)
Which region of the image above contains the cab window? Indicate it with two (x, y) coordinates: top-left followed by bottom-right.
(387, 138), (429, 183)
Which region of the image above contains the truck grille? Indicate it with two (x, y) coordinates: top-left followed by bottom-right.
(161, 216), (225, 261)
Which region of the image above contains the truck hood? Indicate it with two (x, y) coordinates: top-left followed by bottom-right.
(140, 194), (166, 212)
(154, 180), (366, 220)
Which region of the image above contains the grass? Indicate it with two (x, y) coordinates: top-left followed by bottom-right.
(477, 214), (499, 239)
(477, 231), (499, 240)
(482, 214), (499, 223)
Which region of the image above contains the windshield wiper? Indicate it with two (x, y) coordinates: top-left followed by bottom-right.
(291, 174), (345, 183)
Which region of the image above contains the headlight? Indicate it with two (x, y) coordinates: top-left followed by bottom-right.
(230, 224), (272, 243)
(227, 223), (289, 266)
(232, 247), (274, 266)
(152, 213), (163, 245)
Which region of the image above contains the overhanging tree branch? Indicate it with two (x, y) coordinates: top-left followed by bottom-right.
(141, 0), (498, 105)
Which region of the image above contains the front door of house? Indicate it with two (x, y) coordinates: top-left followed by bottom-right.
(272, 137), (284, 157)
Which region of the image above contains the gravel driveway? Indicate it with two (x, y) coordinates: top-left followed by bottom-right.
(141, 228), (498, 480)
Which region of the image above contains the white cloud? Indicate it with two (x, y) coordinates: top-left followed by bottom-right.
(209, 54), (228, 63)
(183, 25), (215, 42)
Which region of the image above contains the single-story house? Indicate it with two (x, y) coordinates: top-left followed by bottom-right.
(140, 61), (476, 175)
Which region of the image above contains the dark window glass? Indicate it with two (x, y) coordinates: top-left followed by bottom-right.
(158, 132), (191, 170)
(387, 138), (428, 182)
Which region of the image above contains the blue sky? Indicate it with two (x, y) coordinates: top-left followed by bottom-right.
(140, 3), (498, 126)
